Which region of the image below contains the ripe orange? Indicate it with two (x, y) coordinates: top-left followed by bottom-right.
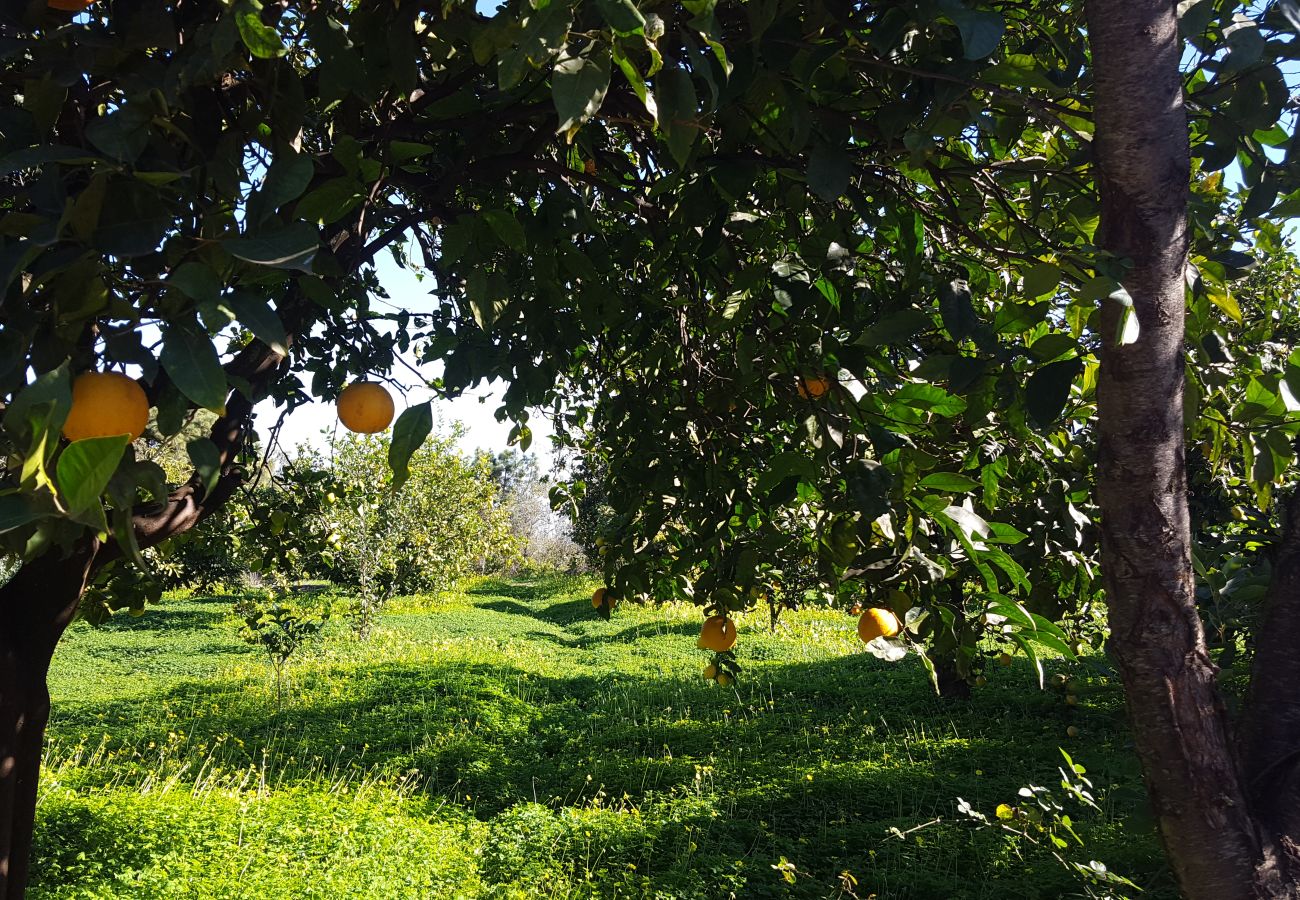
(857, 607), (901, 644)
(697, 615), (737, 652)
(48, 0), (95, 10)
(998, 652), (1013, 667)
(796, 375), (831, 399)
(716, 672), (733, 687)
(62, 372), (149, 442)
(337, 382), (394, 433)
(702, 663), (718, 681)
(592, 587), (615, 609)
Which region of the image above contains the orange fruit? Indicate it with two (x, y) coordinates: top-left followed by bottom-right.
(702, 663), (718, 681)
(697, 615), (737, 652)
(857, 607), (901, 643)
(62, 372), (149, 442)
(998, 652), (1013, 667)
(48, 0), (95, 9)
(592, 587), (615, 609)
(1067, 726), (1080, 738)
(337, 382), (394, 433)
(796, 375), (830, 399)
(716, 672), (733, 687)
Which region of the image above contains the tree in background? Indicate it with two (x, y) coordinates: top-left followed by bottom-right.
(301, 432), (516, 635)
(481, 448), (583, 571)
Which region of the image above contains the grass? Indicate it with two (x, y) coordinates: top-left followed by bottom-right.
(31, 575), (1174, 899)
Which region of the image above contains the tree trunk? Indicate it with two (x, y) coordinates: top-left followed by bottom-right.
(1086, 0), (1295, 896)
(0, 546), (97, 900)
(1243, 491), (1300, 848)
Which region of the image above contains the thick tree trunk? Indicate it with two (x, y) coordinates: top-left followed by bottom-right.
(1086, 1), (1295, 897)
(1243, 491), (1300, 847)
(0, 546), (97, 900)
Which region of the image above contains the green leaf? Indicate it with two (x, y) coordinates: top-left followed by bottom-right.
(938, 279), (978, 341)
(223, 223), (319, 271)
(756, 451), (817, 496)
(553, 48), (612, 135)
(656, 66), (699, 165)
(465, 271), (510, 331)
(0, 492), (51, 535)
(4, 362), (72, 442)
(84, 104), (152, 163)
(57, 435), (130, 528)
(858, 309), (933, 346)
(255, 152), (315, 220)
(389, 402), (434, 491)
(940, 0), (1005, 60)
(594, 0), (646, 34)
(893, 384), (967, 417)
(168, 262), (223, 306)
(806, 143), (852, 202)
(161, 325), (229, 414)
(1009, 632), (1045, 688)
(918, 472), (980, 492)
(1022, 261), (1060, 298)
(0, 144), (100, 176)
(227, 293), (289, 355)
(482, 210), (527, 252)
(985, 593), (1036, 630)
(1025, 357), (1083, 428)
(235, 2), (287, 58)
(1027, 333), (1078, 362)
(187, 438), (223, 498)
(295, 178), (366, 225)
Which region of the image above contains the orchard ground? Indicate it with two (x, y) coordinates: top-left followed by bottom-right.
(32, 576), (1175, 899)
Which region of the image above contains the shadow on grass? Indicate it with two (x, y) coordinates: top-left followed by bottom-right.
(39, 576), (1173, 900)
(467, 576), (586, 602)
(38, 646), (1172, 899)
(91, 604), (230, 635)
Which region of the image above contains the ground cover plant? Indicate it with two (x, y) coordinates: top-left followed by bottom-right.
(31, 577), (1170, 899)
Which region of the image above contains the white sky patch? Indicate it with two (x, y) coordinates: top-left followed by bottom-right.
(251, 251), (556, 466)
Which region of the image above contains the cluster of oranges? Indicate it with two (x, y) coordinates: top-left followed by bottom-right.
(58, 371), (396, 444)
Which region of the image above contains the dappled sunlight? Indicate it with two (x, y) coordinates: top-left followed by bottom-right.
(33, 578), (1171, 899)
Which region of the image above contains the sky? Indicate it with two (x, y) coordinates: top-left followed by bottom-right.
(249, 252), (557, 467)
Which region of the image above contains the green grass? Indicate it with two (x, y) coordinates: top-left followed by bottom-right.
(31, 575), (1173, 899)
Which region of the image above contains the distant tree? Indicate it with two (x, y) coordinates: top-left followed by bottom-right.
(482, 448), (540, 499)
(300, 431), (517, 635)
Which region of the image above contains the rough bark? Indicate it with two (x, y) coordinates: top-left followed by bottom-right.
(1086, 0), (1294, 896)
(1243, 491), (1300, 847)
(0, 545), (98, 900)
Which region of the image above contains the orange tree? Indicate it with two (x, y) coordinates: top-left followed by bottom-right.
(1, 0), (1299, 898)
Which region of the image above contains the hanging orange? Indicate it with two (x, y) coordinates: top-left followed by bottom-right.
(337, 382), (395, 433)
(592, 587), (616, 609)
(697, 615), (737, 652)
(857, 607), (901, 644)
(62, 372), (149, 442)
(797, 375), (831, 399)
